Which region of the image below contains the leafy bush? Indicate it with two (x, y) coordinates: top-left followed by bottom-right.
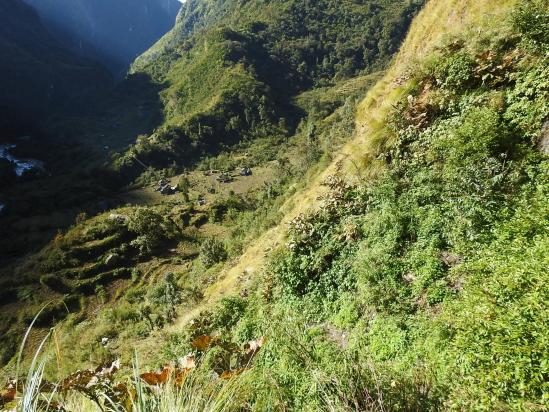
(127, 208), (166, 239)
(127, 207), (176, 257)
(200, 238), (228, 268)
(512, 0), (549, 50)
(276, 203), (360, 299)
(177, 175), (191, 201)
(40, 248), (76, 272)
(435, 52), (477, 91)
(148, 272), (181, 322)
(504, 64), (549, 140)
(209, 194), (250, 223)
(210, 296), (247, 330)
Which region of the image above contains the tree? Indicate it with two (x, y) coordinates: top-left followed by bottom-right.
(178, 176), (191, 202)
(200, 238), (228, 268)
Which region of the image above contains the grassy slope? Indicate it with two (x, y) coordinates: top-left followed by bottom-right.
(147, 0), (547, 409)
(125, 0), (531, 370)
(167, 0), (545, 409)
(201, 0), (519, 309)
(3, 0), (548, 410)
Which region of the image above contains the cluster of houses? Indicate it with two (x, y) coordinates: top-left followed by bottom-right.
(154, 167), (253, 198)
(204, 167), (252, 181)
(154, 179), (179, 195)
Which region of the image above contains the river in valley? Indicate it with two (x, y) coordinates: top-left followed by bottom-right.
(0, 143), (45, 214)
(0, 144), (44, 177)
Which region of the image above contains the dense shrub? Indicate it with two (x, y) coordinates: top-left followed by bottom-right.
(445, 172), (549, 408)
(435, 52), (477, 91)
(148, 272), (181, 322)
(210, 296), (248, 330)
(127, 207), (176, 256)
(200, 238), (228, 268)
(512, 0), (549, 50)
(127, 208), (167, 239)
(209, 194), (250, 223)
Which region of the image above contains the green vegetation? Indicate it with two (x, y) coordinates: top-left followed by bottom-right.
(512, 0), (549, 50)
(186, 8), (547, 409)
(200, 238), (228, 268)
(1, 0), (548, 411)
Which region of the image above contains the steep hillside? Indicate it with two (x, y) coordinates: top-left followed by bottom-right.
(1, 0), (548, 411)
(23, 0), (181, 76)
(0, 0), (420, 375)
(194, 0), (547, 409)
(0, 0), (112, 138)
(0, 0), (420, 371)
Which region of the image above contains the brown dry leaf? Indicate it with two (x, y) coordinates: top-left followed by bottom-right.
(191, 335), (213, 351)
(0, 386), (16, 405)
(140, 366), (172, 386)
(60, 370), (96, 391)
(60, 359), (120, 392)
(220, 368), (246, 380)
(140, 372), (161, 386)
(141, 363), (195, 387)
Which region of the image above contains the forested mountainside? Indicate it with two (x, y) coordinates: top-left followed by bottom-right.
(0, 0), (111, 138)
(22, 0), (181, 76)
(115, 0), (423, 179)
(0, 0), (548, 411)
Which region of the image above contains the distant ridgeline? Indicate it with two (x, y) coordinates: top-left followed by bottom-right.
(0, 0), (112, 138)
(22, 0), (182, 77)
(116, 0), (424, 179)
